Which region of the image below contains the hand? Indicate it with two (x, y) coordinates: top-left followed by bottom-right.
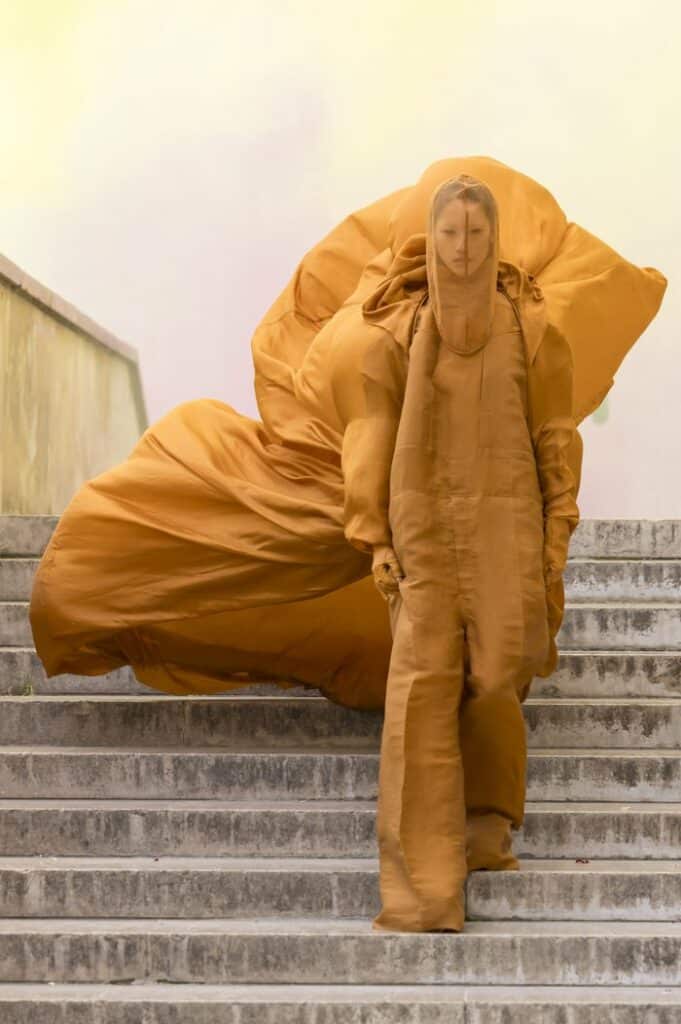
(372, 545), (404, 599)
(541, 574), (565, 678)
(544, 561), (564, 587)
(545, 574), (565, 637)
(543, 517), (571, 586)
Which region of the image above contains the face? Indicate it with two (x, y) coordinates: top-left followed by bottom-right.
(434, 198), (492, 277)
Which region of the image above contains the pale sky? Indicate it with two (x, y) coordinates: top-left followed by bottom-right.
(2, 0), (679, 516)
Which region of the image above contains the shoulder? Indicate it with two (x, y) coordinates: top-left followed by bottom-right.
(536, 322), (573, 373)
(363, 294), (425, 353)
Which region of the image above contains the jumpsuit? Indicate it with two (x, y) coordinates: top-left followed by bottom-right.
(373, 293), (550, 932)
(370, 174), (553, 933)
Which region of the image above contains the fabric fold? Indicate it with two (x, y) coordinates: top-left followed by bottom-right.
(30, 156), (665, 711)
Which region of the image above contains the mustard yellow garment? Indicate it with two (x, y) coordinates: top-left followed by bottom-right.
(342, 176), (578, 931)
(30, 156), (666, 714)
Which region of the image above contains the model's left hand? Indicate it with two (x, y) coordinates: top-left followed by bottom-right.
(543, 517), (571, 586)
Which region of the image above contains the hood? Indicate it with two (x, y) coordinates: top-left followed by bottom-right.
(362, 235), (546, 367)
(426, 174), (500, 356)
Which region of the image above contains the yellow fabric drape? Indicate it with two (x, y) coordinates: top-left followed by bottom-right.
(30, 156), (666, 711)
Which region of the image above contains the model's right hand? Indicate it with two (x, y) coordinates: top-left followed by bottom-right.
(372, 545), (404, 599)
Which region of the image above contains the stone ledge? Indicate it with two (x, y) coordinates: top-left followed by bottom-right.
(0, 918), (680, 985)
(0, 252), (139, 366)
(0, 984), (680, 1024)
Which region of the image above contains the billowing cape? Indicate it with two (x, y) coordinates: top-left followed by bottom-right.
(30, 156), (667, 710)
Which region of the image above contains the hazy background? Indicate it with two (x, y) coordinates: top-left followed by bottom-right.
(2, 0), (679, 517)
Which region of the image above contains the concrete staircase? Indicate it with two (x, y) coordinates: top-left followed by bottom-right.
(0, 515), (680, 1022)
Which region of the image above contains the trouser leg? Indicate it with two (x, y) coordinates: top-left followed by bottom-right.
(459, 683), (527, 827)
(459, 654), (529, 870)
(373, 587), (467, 932)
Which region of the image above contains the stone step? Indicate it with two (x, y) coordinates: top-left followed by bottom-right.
(0, 800), (678, 859)
(0, 562), (35, 602)
(7, 556), (681, 603)
(1, 984), (680, 1024)
(522, 697), (681, 749)
(4, 515), (680, 559)
(0, 856), (678, 922)
(4, 647), (681, 699)
(0, 518), (57, 558)
(0, 605), (31, 646)
(0, 649), (308, 699)
(0, 746), (678, 803)
(0, 648), (147, 696)
(5, 599), (681, 649)
(1, 695), (680, 750)
(558, 603), (681, 650)
(1, 917), (680, 985)
(0, 695), (383, 749)
(568, 520), (681, 559)
(537, 651), (681, 699)
(566, 559), (681, 601)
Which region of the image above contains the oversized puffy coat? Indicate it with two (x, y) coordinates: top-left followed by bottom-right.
(30, 157), (666, 709)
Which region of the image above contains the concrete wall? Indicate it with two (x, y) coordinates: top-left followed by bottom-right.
(0, 254), (146, 514)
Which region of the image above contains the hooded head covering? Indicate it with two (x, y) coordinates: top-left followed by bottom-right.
(426, 174), (500, 356)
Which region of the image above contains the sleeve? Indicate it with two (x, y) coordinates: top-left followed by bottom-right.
(528, 324), (581, 583)
(334, 332), (406, 554)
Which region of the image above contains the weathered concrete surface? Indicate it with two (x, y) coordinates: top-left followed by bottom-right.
(1, 918), (681, 985)
(1, 516), (681, 1010)
(0, 262), (146, 514)
(522, 698), (681, 749)
(0, 696), (384, 750)
(0, 649), (308, 697)
(0, 857), (679, 922)
(0, 562), (35, 601)
(0, 605), (31, 646)
(466, 860), (681, 922)
(536, 652), (681, 699)
(0, 983), (470, 1024)
(0, 984), (678, 1024)
(0, 747), (678, 803)
(1, 695), (680, 750)
(0, 518), (58, 557)
(0, 800), (678, 859)
(569, 520), (681, 559)
(558, 604), (681, 650)
(566, 559), (681, 601)
(466, 986), (681, 1024)
(0, 649), (146, 696)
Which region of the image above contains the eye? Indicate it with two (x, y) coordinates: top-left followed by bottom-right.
(470, 228), (483, 234)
